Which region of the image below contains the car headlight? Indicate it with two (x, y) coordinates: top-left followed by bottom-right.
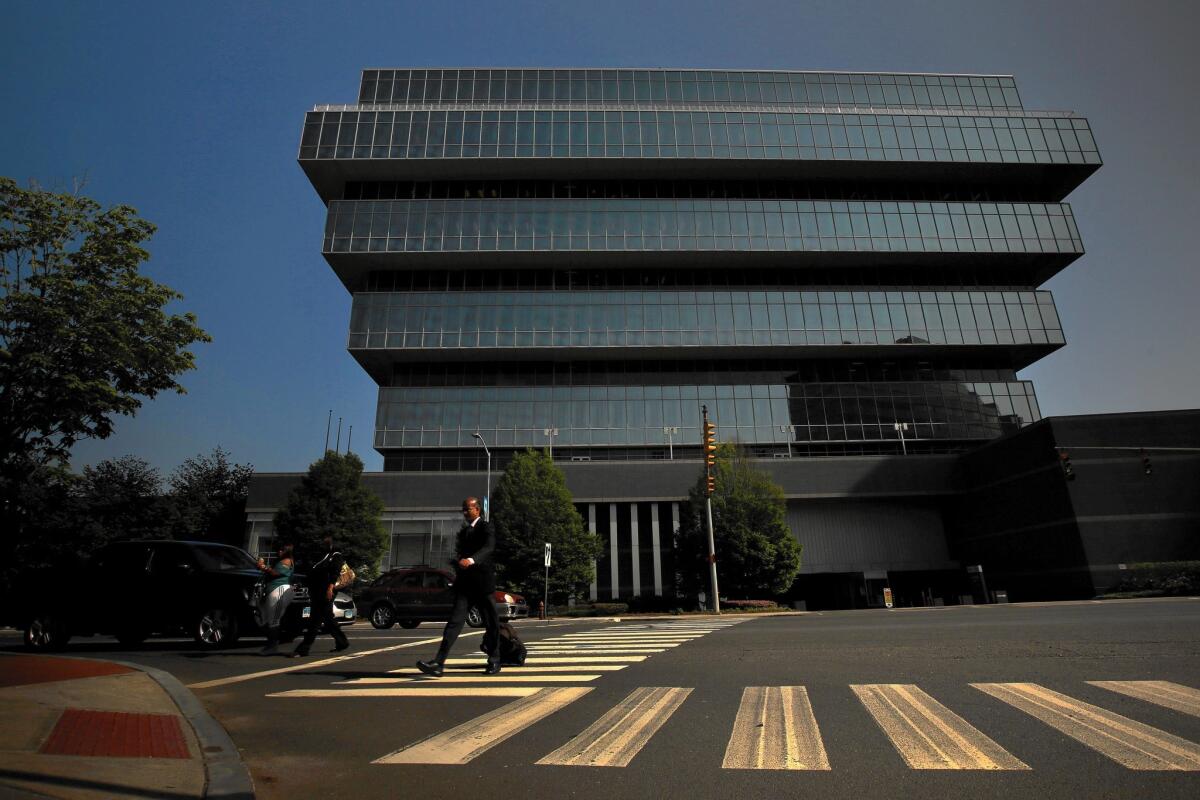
(503, 594), (515, 604)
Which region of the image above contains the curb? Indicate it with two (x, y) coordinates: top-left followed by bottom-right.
(106, 659), (255, 800)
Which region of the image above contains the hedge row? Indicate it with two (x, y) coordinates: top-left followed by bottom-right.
(1111, 561), (1200, 596)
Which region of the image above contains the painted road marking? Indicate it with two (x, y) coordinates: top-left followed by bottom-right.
(853, 684), (1029, 770)
(388, 664), (629, 674)
(536, 687), (692, 767)
(336, 674), (603, 684)
(375, 687), (592, 764)
(1088, 681), (1200, 718)
(722, 686), (830, 770)
(188, 630), (483, 690)
(973, 682), (1200, 770)
(524, 647), (668, 653)
(444, 656), (648, 664)
(269, 687), (544, 698)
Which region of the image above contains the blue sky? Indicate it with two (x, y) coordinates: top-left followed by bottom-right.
(3, 0), (1197, 475)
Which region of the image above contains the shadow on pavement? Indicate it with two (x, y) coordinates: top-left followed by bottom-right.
(0, 769), (201, 800)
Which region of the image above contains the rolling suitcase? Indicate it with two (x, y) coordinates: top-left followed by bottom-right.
(481, 620), (528, 666)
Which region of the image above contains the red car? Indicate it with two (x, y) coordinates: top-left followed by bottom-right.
(357, 567), (529, 629)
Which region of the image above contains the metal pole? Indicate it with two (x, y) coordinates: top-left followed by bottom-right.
(544, 559), (550, 621)
(702, 404), (721, 614)
(346, 425), (352, 454)
(324, 409), (332, 453)
(473, 432), (491, 521)
(705, 495), (720, 614)
(335, 417), (342, 453)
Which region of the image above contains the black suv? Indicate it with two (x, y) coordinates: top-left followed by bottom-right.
(16, 540), (310, 651)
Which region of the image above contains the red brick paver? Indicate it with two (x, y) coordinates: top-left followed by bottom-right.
(39, 709), (191, 759)
(0, 654), (133, 688)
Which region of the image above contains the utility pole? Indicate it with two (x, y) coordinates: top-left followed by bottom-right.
(335, 417), (343, 453)
(702, 405), (721, 614)
(324, 409), (333, 454)
(893, 421), (909, 455)
(543, 427), (558, 460)
(346, 425), (352, 454)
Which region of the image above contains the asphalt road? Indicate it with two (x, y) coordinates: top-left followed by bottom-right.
(5, 598), (1200, 799)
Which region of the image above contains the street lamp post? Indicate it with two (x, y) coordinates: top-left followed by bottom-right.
(662, 426), (680, 459)
(778, 424), (796, 458)
(472, 432), (491, 521)
(893, 422), (909, 456)
(543, 427), (558, 460)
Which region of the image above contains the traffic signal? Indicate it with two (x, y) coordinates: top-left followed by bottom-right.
(706, 474), (716, 495)
(704, 421), (717, 469)
(1141, 449), (1153, 476)
(1059, 450), (1074, 481)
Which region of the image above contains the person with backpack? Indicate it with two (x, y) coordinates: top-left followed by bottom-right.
(255, 543), (295, 656)
(290, 535), (351, 658)
(416, 497), (502, 676)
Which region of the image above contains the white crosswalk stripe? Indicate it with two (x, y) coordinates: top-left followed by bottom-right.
(272, 659), (1200, 772)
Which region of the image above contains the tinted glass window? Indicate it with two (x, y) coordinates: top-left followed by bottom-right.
(191, 545), (258, 571)
(423, 572), (449, 589)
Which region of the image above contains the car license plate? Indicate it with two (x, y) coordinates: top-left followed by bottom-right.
(302, 606), (311, 619)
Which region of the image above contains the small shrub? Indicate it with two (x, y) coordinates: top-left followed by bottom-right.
(591, 602), (629, 615)
(721, 599), (781, 610)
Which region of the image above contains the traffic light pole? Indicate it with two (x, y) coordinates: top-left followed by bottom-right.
(702, 405), (721, 614)
(705, 495), (719, 614)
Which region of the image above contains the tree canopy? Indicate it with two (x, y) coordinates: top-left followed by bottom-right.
(168, 447), (253, 545)
(491, 449), (601, 603)
(676, 442), (802, 599)
(0, 177), (210, 481)
(272, 451), (387, 575)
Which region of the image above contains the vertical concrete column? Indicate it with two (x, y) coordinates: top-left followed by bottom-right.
(588, 504), (598, 602)
(630, 504), (642, 598)
(650, 504), (663, 596)
(609, 504), (619, 600)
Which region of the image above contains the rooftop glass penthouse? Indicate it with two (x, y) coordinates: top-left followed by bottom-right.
(299, 68), (1098, 472)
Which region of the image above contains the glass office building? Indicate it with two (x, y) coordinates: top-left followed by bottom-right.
(283, 68), (1100, 603)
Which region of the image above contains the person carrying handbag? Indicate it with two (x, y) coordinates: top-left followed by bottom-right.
(290, 535), (350, 657)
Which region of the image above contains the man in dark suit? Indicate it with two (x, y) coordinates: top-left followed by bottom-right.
(417, 497), (502, 676)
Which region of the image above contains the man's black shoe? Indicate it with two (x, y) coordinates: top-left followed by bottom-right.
(333, 642), (351, 653)
(289, 651), (308, 659)
(416, 659), (444, 677)
(484, 659), (502, 676)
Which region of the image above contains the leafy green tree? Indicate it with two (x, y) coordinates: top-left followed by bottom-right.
(168, 447), (253, 545)
(676, 442), (801, 599)
(0, 178), (209, 478)
(272, 451), (387, 575)
(491, 449), (601, 603)
(77, 455), (173, 543)
(1, 456), (170, 593)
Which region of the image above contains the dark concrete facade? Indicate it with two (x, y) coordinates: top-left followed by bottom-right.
(247, 409), (1200, 608)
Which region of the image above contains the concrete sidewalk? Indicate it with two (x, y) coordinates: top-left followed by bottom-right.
(0, 653), (252, 799)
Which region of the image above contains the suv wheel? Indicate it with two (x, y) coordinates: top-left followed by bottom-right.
(24, 614), (70, 651)
(466, 606), (483, 628)
(196, 607), (240, 648)
(370, 603), (396, 629)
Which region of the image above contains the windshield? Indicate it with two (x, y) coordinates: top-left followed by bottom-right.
(191, 544), (259, 571)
